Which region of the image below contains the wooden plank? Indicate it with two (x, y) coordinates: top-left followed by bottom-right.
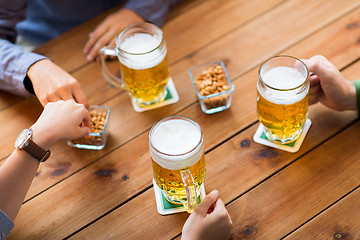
(8, 68), (358, 239)
(1, 0), (358, 208)
(33, 0), (283, 72)
(0, 91), (25, 112)
(4, 1), (360, 237)
(284, 187), (360, 239)
(163, 0), (282, 63)
(0, 0), (282, 122)
(227, 122), (360, 239)
(0, 0), (206, 110)
(283, 6), (360, 69)
(64, 105), (358, 240)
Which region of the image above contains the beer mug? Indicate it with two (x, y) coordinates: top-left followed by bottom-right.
(149, 116), (206, 212)
(257, 55), (310, 144)
(99, 22), (170, 105)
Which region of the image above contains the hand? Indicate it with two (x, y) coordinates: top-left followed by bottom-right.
(27, 59), (89, 108)
(31, 100), (91, 149)
(83, 8), (144, 61)
(182, 190), (233, 240)
(304, 55), (356, 111)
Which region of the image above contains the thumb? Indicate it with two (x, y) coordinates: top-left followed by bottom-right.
(78, 126), (91, 137)
(306, 55), (335, 83)
(212, 198), (232, 223)
(194, 190), (219, 217)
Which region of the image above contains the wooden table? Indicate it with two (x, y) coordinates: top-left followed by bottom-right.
(1, 0), (360, 239)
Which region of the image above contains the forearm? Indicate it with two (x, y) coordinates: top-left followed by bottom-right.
(0, 150), (40, 221)
(0, 39), (47, 97)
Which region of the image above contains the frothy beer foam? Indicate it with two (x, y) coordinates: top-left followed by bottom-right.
(150, 119), (203, 170)
(262, 66), (305, 89)
(259, 66), (308, 105)
(119, 33), (165, 70)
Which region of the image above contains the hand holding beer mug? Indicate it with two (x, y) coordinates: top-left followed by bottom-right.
(99, 23), (170, 105)
(149, 116), (206, 213)
(257, 55), (310, 144)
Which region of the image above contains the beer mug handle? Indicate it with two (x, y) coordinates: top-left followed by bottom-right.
(98, 47), (125, 89)
(180, 168), (197, 212)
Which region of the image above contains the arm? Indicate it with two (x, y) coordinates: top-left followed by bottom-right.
(0, 1), (89, 107)
(182, 190), (233, 240)
(0, 100), (90, 224)
(305, 55), (357, 111)
(0, 0), (45, 97)
(83, 0), (182, 61)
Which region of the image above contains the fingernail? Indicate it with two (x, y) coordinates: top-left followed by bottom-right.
(210, 190), (219, 197)
(86, 55), (92, 61)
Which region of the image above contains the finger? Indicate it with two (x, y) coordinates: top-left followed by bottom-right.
(71, 81), (89, 109)
(84, 32), (97, 54)
(212, 198), (227, 214)
(309, 75), (320, 87)
(84, 21), (110, 54)
(46, 91), (61, 104)
(81, 107), (91, 128)
(86, 30), (118, 61)
(309, 82), (321, 105)
(212, 198), (233, 224)
(58, 86), (74, 101)
(306, 55), (335, 81)
(194, 190), (219, 217)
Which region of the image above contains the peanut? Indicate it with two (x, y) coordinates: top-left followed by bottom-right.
(194, 65), (230, 109)
(71, 110), (108, 146)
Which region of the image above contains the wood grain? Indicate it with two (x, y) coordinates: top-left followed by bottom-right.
(284, 187), (360, 239)
(67, 103), (358, 240)
(228, 122), (360, 239)
(2, 0), (360, 239)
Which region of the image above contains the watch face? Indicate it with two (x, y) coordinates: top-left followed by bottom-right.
(15, 129), (30, 149)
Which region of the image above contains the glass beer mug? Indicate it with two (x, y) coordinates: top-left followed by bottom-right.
(149, 116), (206, 213)
(257, 55), (310, 144)
(99, 22), (170, 106)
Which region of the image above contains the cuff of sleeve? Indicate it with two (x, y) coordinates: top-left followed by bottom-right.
(0, 210), (14, 239)
(354, 80), (360, 118)
(7, 50), (47, 97)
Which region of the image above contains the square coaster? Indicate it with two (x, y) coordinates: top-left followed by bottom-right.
(253, 119), (312, 153)
(153, 179), (206, 215)
(131, 78), (179, 112)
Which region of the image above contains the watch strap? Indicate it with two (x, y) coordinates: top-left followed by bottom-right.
(23, 139), (51, 162)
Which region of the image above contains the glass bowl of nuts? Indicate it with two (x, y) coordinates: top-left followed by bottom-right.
(68, 105), (110, 150)
(188, 60), (235, 114)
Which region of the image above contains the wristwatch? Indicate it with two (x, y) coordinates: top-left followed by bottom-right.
(15, 128), (51, 162)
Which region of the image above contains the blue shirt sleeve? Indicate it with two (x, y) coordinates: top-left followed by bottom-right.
(125, 0), (182, 27)
(0, 209), (14, 239)
(0, 39), (46, 97)
(0, 0), (46, 97)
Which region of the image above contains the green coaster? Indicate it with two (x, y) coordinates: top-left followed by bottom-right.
(131, 78), (179, 112)
(153, 179), (206, 215)
(253, 119), (312, 153)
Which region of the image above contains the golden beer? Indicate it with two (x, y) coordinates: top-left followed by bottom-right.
(99, 23), (170, 105)
(257, 56), (309, 144)
(149, 116), (205, 210)
(120, 54), (170, 105)
(152, 153), (205, 203)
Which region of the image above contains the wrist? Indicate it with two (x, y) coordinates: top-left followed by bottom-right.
(27, 59), (52, 84)
(120, 8), (144, 22)
(344, 80), (357, 111)
(30, 124), (55, 150)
